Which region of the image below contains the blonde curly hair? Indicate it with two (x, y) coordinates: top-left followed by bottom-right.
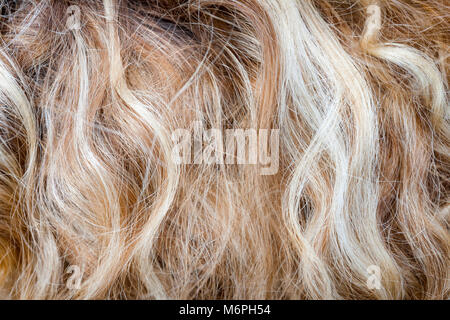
(0, 0), (448, 299)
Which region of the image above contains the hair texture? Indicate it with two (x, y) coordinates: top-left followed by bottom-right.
(0, 0), (448, 299)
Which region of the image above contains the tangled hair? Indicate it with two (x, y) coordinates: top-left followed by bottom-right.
(0, 0), (448, 299)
